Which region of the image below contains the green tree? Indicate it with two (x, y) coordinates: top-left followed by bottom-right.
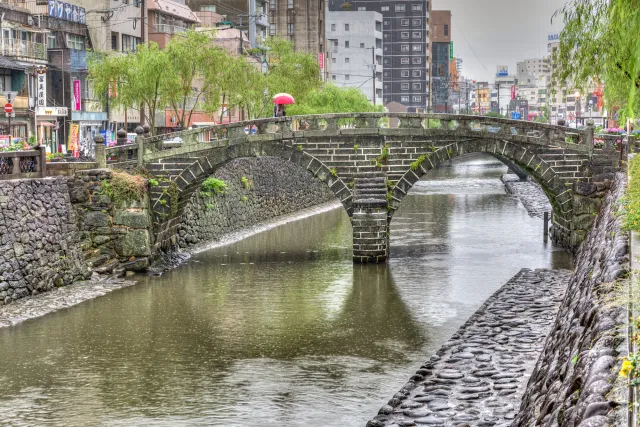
(287, 84), (383, 115)
(553, 0), (640, 118)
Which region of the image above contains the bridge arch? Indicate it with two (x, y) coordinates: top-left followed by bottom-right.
(388, 138), (574, 235)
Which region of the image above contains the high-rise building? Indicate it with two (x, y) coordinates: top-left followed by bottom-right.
(430, 10), (450, 112)
(328, 0), (430, 112)
(326, 11), (383, 105)
(266, 0), (325, 54)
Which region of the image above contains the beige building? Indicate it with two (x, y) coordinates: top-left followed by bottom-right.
(269, 0), (325, 54)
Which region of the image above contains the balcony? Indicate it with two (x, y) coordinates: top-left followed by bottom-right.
(149, 24), (187, 49)
(1, 39), (47, 61)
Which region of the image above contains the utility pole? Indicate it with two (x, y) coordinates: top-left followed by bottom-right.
(371, 47), (376, 105)
(139, 0), (146, 129)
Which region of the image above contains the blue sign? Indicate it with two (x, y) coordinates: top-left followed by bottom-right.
(511, 112), (521, 120)
(99, 130), (107, 145)
(48, 0), (85, 24)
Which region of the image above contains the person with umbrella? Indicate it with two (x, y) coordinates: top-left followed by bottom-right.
(273, 93), (295, 117)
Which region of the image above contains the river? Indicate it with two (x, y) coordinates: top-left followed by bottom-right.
(0, 154), (572, 426)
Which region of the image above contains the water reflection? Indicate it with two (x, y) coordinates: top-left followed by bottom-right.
(0, 154), (571, 426)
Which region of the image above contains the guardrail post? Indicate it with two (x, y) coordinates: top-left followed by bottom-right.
(94, 134), (106, 168)
(116, 128), (127, 146)
(585, 119), (594, 161)
(35, 145), (46, 177)
(136, 126), (145, 167)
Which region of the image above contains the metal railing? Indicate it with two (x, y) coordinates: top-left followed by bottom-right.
(1, 39), (47, 61)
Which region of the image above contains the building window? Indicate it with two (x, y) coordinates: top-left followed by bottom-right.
(401, 32), (409, 39)
(401, 19), (409, 26)
(384, 46), (388, 52)
(412, 19), (421, 26)
(47, 33), (56, 49)
(444, 24), (449, 36)
(384, 33), (389, 39)
(384, 19), (389, 26)
(413, 83), (421, 90)
(288, 0), (293, 8)
(66, 34), (84, 50)
(376, 39), (382, 48)
(345, 40), (349, 48)
(401, 83), (409, 90)
(401, 45), (409, 52)
(332, 75), (336, 80)
(288, 23), (294, 34)
(345, 75), (350, 80)
(270, 1), (275, 9)
(360, 42), (365, 48)
(401, 70), (409, 77)
(358, 6), (366, 10)
(395, 4), (405, 11)
(384, 58), (390, 65)
(401, 96), (409, 103)
(413, 95), (421, 102)
(381, 6), (389, 11)
(345, 24), (349, 31)
(401, 57), (409, 64)
(412, 70), (421, 77)
(384, 71), (389, 77)
(332, 57), (336, 63)
(412, 57), (421, 64)
(121, 34), (139, 52)
(412, 44), (421, 51)
(331, 23), (335, 31)
(412, 31), (421, 39)
(111, 32), (119, 50)
(269, 23), (276, 35)
(345, 57), (350, 63)
(411, 4), (422, 11)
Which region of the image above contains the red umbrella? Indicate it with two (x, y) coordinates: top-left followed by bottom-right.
(273, 93), (295, 104)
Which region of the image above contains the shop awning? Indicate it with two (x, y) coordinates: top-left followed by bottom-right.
(0, 56), (26, 71)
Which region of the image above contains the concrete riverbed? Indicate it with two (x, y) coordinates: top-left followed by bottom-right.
(367, 268), (571, 427)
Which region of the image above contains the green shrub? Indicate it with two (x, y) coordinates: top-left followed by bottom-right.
(201, 178), (227, 197)
(241, 176), (252, 190)
(623, 154), (640, 231)
(410, 154), (429, 171)
(102, 171), (147, 208)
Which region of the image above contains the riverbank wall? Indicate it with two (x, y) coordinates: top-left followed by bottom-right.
(0, 177), (90, 305)
(177, 157), (335, 248)
(514, 172), (628, 426)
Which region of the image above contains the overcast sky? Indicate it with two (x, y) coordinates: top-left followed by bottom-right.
(432, 0), (565, 82)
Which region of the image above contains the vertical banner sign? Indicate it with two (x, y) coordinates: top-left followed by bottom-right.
(318, 52), (324, 69)
(449, 42), (454, 60)
(73, 79), (81, 111)
(68, 123), (80, 153)
(510, 85), (516, 100)
(37, 72), (47, 107)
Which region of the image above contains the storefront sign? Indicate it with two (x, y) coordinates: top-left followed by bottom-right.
(73, 79), (81, 111)
(318, 52), (324, 69)
(48, 0), (86, 24)
(68, 123), (79, 152)
(36, 106), (68, 116)
(36, 72), (46, 108)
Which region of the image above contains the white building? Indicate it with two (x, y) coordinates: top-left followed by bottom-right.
(326, 11), (383, 106)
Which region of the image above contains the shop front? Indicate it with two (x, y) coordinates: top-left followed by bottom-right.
(71, 111), (107, 157)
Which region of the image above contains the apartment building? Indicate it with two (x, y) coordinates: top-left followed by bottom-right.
(268, 0), (324, 53)
(328, 0), (430, 112)
(430, 10), (450, 112)
(326, 11), (383, 105)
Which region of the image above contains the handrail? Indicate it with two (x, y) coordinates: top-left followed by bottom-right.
(0, 147), (46, 180)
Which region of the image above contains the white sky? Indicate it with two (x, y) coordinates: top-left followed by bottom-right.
(432, 0), (565, 82)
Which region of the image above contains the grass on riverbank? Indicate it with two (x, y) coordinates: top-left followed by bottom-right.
(624, 154), (640, 232)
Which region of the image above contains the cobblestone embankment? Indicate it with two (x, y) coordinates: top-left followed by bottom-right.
(501, 174), (551, 218)
(0, 275), (136, 328)
(367, 268), (570, 427)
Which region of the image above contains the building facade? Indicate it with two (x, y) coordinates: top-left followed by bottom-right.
(267, 0), (324, 54)
(430, 10), (450, 112)
(326, 11), (383, 105)
(328, 0), (430, 112)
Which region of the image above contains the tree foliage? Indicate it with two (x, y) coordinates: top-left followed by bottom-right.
(553, 0), (640, 118)
(287, 84), (383, 115)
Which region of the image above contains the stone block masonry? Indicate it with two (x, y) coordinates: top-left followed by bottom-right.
(178, 157), (335, 248)
(0, 177), (90, 305)
(366, 268), (571, 427)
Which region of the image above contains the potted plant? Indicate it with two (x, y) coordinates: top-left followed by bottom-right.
(340, 2), (352, 10)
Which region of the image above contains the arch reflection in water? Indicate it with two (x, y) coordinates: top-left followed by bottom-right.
(0, 154), (571, 426)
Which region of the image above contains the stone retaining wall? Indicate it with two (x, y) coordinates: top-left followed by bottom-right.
(178, 157), (336, 248)
(0, 177), (90, 305)
(514, 172), (628, 426)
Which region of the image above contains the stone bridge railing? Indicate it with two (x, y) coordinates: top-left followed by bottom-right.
(103, 113), (604, 168)
(0, 147), (46, 180)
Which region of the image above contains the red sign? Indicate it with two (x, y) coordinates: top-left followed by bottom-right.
(73, 79), (81, 111)
(318, 52), (324, 69)
(510, 85), (516, 100)
(4, 104), (12, 113)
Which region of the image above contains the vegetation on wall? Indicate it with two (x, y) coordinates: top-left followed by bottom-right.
(102, 171), (147, 208)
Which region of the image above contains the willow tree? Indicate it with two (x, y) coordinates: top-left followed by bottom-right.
(287, 84), (383, 115)
(553, 0), (640, 120)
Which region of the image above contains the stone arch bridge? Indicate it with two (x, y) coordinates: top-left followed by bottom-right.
(110, 113), (621, 263)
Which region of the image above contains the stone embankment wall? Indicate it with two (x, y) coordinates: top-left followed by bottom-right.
(69, 170), (154, 275)
(0, 178), (90, 305)
(178, 157), (335, 248)
(515, 172), (628, 426)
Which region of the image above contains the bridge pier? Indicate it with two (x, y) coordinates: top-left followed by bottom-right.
(352, 173), (389, 263)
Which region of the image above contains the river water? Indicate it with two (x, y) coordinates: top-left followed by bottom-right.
(0, 154), (572, 426)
